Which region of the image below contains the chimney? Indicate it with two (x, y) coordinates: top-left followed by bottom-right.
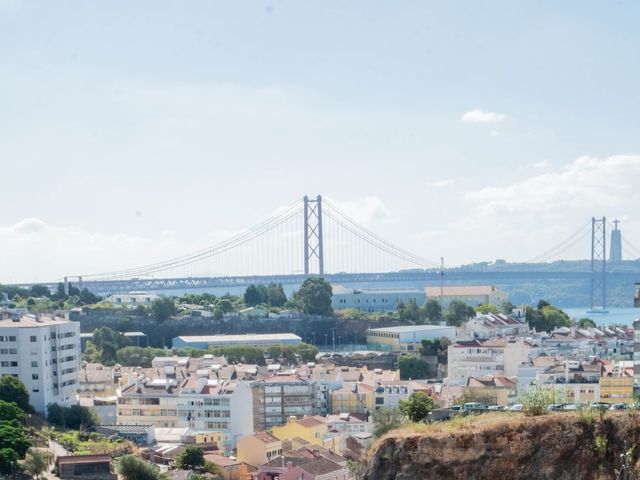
(312, 449), (320, 459)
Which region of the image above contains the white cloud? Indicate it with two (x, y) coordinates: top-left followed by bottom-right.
(489, 130), (500, 137)
(460, 109), (506, 123)
(533, 159), (551, 169)
(328, 196), (392, 225)
(428, 179), (456, 188)
(465, 154), (640, 218)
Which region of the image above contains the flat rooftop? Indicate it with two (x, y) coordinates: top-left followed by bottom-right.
(0, 314), (71, 328)
(367, 325), (454, 333)
(175, 333), (301, 343)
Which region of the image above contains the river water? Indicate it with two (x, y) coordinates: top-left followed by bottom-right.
(561, 307), (639, 326)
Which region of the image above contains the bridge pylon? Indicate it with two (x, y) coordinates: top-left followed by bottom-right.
(303, 195), (324, 275)
(590, 216), (607, 312)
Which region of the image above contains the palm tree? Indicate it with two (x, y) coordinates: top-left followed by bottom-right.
(23, 449), (53, 480)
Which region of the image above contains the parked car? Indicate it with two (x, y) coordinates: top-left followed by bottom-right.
(509, 404), (523, 411)
(561, 403), (578, 411)
(487, 405), (505, 411)
(463, 402), (485, 411)
(546, 403), (565, 411)
(609, 403), (626, 411)
(450, 405), (463, 412)
(591, 402), (610, 411)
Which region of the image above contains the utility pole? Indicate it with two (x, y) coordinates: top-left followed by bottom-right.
(331, 328), (336, 353)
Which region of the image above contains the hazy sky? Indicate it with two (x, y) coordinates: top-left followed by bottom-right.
(2, 1), (640, 283)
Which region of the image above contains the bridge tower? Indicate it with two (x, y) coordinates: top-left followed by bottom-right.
(303, 195), (324, 275)
(590, 217), (607, 312)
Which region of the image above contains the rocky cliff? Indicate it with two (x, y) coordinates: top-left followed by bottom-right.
(365, 413), (640, 480)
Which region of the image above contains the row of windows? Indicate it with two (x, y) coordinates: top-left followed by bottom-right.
(0, 336), (17, 342)
(205, 421), (229, 429)
(0, 348), (17, 354)
(0, 361), (18, 367)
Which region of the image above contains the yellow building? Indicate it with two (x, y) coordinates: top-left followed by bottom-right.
(271, 416), (339, 451)
(236, 431), (282, 468)
(329, 383), (374, 415)
(600, 376), (634, 404)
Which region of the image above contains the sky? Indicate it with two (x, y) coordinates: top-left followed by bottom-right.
(1, 1), (640, 283)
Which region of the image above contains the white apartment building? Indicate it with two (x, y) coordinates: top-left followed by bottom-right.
(117, 376), (253, 454)
(0, 314), (80, 414)
(446, 338), (537, 386)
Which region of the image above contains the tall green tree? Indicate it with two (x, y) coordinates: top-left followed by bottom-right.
(525, 301), (571, 332)
(151, 297), (176, 322)
(266, 283), (287, 307)
(422, 299), (443, 324)
(243, 285), (263, 307)
(0, 376), (32, 413)
(577, 318), (596, 329)
(294, 277), (333, 316)
(399, 392), (436, 422)
(398, 299), (419, 322)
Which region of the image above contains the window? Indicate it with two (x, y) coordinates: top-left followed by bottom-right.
(31, 361), (38, 368)
(10, 361), (17, 367)
(32, 374), (39, 380)
(32, 388), (39, 393)
(30, 336), (37, 342)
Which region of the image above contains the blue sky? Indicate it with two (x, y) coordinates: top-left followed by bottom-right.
(1, 1), (640, 282)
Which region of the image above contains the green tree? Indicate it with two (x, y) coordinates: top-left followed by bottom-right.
(399, 392), (435, 422)
(0, 401), (26, 423)
(398, 299), (419, 322)
(525, 302), (571, 332)
(266, 283), (287, 307)
(118, 455), (167, 480)
(244, 285), (263, 307)
(91, 327), (131, 364)
(294, 277), (333, 316)
(0, 421), (31, 458)
(445, 300), (475, 327)
(397, 354), (429, 380)
(23, 449), (53, 480)
(419, 337), (450, 364)
(216, 299), (234, 314)
(29, 285), (50, 297)
(0, 448), (19, 477)
(500, 301), (515, 314)
(0, 376), (32, 413)
(475, 303), (499, 314)
(422, 300), (443, 324)
(518, 385), (565, 416)
(372, 408), (405, 438)
(175, 445), (205, 470)
(577, 318), (596, 329)
(151, 297), (176, 322)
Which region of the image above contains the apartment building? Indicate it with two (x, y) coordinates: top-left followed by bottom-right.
(446, 338), (536, 386)
(117, 375), (253, 454)
(251, 372), (316, 431)
(0, 314), (80, 413)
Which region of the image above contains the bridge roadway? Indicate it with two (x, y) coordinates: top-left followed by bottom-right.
(26, 270), (640, 294)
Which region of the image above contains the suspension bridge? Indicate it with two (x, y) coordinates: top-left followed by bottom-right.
(19, 195), (640, 309)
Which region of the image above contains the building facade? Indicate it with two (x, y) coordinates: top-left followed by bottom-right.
(0, 314), (80, 414)
(424, 285), (508, 308)
(331, 285), (425, 313)
(172, 333), (302, 350)
(366, 325), (456, 352)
